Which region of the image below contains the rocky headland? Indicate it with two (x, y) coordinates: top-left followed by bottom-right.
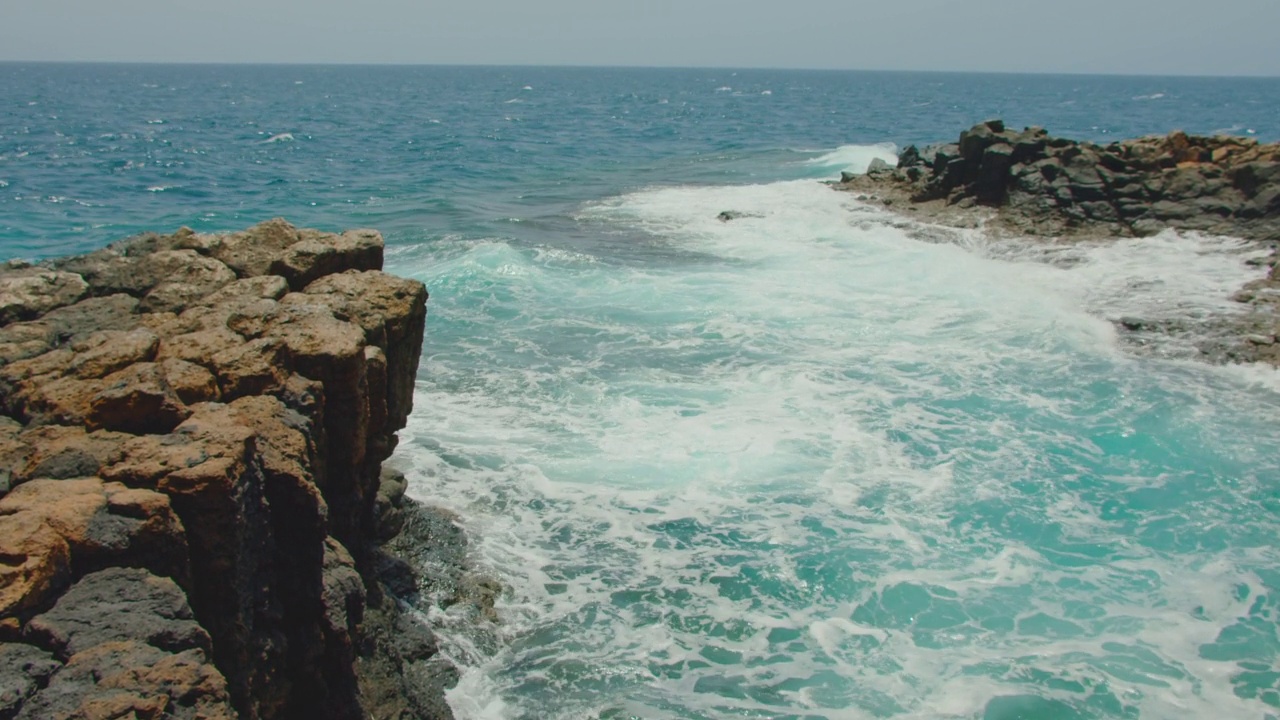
(0, 220), (468, 719)
(836, 121), (1280, 366)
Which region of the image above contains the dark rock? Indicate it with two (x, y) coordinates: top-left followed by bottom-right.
(14, 641), (233, 720)
(958, 123), (997, 163)
(974, 143), (1014, 202)
(866, 157), (892, 174)
(24, 568), (209, 660)
(0, 643), (61, 720)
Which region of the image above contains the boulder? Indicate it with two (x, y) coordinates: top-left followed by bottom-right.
(0, 643), (61, 718)
(87, 363), (190, 435)
(0, 268), (88, 326)
(13, 641), (234, 720)
(0, 478), (188, 625)
(24, 568), (208, 660)
(272, 230), (384, 291)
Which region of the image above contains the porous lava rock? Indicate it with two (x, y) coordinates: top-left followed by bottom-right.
(0, 220), (455, 719)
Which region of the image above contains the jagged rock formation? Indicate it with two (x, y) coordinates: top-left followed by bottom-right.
(844, 119), (1280, 240)
(0, 220), (454, 719)
(837, 122), (1280, 366)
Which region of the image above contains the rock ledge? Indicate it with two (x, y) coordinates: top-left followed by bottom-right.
(0, 220), (456, 719)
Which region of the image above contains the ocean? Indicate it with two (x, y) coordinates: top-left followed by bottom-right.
(3, 64), (1280, 719)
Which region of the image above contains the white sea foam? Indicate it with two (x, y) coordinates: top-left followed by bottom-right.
(805, 143), (900, 175)
(393, 179), (1280, 719)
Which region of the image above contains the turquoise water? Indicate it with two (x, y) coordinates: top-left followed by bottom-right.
(3, 65), (1280, 718)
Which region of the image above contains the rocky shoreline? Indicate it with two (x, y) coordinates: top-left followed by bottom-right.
(836, 121), (1280, 366)
(0, 220), (469, 719)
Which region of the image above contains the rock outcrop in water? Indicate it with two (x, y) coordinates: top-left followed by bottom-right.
(837, 121), (1280, 366)
(842, 119), (1280, 240)
(0, 220), (458, 719)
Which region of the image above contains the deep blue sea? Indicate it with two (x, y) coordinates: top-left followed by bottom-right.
(3, 64), (1280, 719)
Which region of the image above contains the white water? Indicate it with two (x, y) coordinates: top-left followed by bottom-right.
(390, 179), (1280, 719)
(805, 144), (901, 175)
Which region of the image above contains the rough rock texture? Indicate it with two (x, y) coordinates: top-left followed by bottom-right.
(837, 122), (1280, 365)
(0, 220), (454, 719)
(357, 468), (494, 720)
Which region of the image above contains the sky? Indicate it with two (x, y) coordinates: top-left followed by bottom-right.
(2, 0), (1278, 76)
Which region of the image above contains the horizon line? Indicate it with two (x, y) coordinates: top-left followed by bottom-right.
(1, 59), (1277, 81)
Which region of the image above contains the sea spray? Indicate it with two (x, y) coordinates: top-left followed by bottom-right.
(393, 179), (1280, 718)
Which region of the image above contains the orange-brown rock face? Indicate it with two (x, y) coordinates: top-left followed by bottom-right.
(0, 219), (430, 719)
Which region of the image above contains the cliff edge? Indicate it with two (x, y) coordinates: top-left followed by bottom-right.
(0, 220), (453, 719)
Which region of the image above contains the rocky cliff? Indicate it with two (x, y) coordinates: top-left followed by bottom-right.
(837, 121), (1280, 365)
(845, 120), (1280, 239)
(0, 220), (453, 719)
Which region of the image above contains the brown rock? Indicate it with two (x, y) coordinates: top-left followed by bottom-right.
(197, 275), (290, 308)
(158, 358), (220, 405)
(0, 268), (89, 326)
(0, 479), (187, 624)
(138, 253), (238, 314)
(0, 322), (54, 366)
(272, 229), (384, 291)
(210, 337), (291, 400)
(24, 568), (207, 660)
(14, 375), (106, 428)
(11, 426), (129, 485)
(157, 326), (245, 367)
(0, 509), (71, 623)
(15, 640), (233, 720)
(87, 363), (190, 435)
(97, 482), (190, 583)
(40, 294), (140, 344)
(207, 217), (303, 278)
(321, 538), (364, 639)
(68, 328), (160, 380)
(303, 271), (428, 431)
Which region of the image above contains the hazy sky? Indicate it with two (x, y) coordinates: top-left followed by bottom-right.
(3, 0), (1278, 76)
